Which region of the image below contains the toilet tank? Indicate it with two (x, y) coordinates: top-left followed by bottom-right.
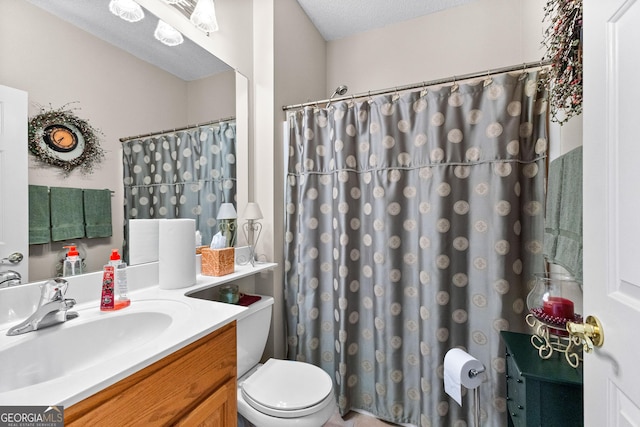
(236, 295), (274, 378)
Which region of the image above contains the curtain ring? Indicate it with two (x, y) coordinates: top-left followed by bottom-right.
(392, 87), (400, 102)
(451, 76), (459, 93)
(519, 63), (528, 81)
(420, 82), (428, 98)
(347, 95), (355, 108)
(367, 91), (374, 105)
(538, 60), (549, 78)
(538, 59), (547, 73)
(483, 70), (493, 87)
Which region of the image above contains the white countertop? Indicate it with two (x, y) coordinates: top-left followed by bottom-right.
(0, 262), (276, 407)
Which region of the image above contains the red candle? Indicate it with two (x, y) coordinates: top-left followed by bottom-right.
(543, 296), (574, 319)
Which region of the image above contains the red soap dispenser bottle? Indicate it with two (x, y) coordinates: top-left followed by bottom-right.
(100, 249), (130, 311)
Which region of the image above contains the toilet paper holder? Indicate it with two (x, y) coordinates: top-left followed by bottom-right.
(468, 367), (485, 378)
(444, 348), (485, 427)
(470, 367), (485, 427)
(468, 366), (485, 427)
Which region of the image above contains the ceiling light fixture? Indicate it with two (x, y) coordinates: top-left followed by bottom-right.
(154, 19), (184, 46)
(108, 0), (145, 23)
(190, 0), (219, 33)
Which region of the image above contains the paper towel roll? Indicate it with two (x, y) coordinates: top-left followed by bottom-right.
(129, 219), (160, 266)
(158, 219), (196, 290)
(444, 348), (484, 406)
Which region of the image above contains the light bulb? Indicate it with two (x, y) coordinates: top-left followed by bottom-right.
(154, 20), (184, 46)
(190, 0), (219, 33)
(108, 0), (145, 23)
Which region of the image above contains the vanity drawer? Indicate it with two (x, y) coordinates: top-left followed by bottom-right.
(65, 321), (237, 426)
(505, 352), (526, 427)
(506, 398), (526, 427)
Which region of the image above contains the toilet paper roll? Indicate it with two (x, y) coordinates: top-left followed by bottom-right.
(444, 348), (484, 406)
(129, 219), (160, 266)
(158, 219), (196, 290)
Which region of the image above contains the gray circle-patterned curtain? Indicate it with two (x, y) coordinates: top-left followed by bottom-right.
(284, 72), (547, 426)
(122, 121), (236, 256)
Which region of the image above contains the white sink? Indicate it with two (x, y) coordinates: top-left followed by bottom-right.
(0, 299), (191, 394)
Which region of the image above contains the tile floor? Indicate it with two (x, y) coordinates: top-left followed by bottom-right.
(324, 410), (399, 427)
(344, 412), (399, 426)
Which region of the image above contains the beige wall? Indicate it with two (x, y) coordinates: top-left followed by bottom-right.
(326, 0), (547, 95)
(252, 0), (328, 359)
(1, 0), (235, 280)
(187, 71), (236, 123)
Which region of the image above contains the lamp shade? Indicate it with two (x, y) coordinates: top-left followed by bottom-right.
(108, 0), (145, 22)
(154, 20), (184, 46)
(190, 0), (219, 33)
(217, 203), (237, 220)
(242, 202), (263, 220)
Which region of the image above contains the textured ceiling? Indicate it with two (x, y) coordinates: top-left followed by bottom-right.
(25, 0), (476, 81)
(297, 0), (478, 41)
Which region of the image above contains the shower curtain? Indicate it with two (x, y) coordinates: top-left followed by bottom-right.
(122, 121), (236, 251)
(284, 72), (547, 426)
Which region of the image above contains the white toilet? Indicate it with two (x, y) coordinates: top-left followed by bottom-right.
(235, 295), (337, 427)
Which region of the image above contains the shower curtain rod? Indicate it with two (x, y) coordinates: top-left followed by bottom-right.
(282, 59), (552, 111)
(119, 115), (236, 142)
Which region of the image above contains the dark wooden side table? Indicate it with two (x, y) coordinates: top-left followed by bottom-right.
(500, 331), (584, 427)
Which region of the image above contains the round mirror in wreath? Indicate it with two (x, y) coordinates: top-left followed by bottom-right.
(28, 104), (105, 175)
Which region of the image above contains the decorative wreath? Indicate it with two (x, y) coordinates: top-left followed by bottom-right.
(542, 0), (583, 124)
(28, 104), (105, 175)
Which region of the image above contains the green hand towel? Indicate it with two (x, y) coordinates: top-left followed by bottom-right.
(50, 187), (85, 242)
(543, 146), (583, 282)
(84, 189), (112, 238)
(28, 185), (51, 244)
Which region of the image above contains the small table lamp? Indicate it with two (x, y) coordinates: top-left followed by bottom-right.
(216, 203), (237, 248)
(242, 202), (263, 265)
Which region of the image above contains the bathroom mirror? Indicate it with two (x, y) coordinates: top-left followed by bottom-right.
(1, 0), (244, 282)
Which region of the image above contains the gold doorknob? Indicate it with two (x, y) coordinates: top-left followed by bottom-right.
(566, 315), (604, 353)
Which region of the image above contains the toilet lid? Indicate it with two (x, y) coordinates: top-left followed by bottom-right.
(241, 359), (333, 418)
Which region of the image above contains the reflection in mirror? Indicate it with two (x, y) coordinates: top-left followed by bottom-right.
(0, 0), (238, 282)
(121, 118), (237, 253)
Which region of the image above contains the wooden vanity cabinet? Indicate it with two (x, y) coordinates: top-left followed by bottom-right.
(65, 321), (237, 426)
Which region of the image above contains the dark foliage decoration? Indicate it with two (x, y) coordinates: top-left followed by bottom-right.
(542, 0), (583, 124)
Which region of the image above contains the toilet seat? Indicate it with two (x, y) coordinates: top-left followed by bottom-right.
(240, 359), (334, 418)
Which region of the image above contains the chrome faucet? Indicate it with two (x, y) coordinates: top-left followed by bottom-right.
(6, 278), (78, 336)
(0, 270), (21, 288)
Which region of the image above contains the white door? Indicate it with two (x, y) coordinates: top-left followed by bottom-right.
(583, 0), (640, 425)
(0, 85), (29, 283)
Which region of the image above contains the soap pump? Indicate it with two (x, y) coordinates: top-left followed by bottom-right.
(62, 245), (82, 277)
